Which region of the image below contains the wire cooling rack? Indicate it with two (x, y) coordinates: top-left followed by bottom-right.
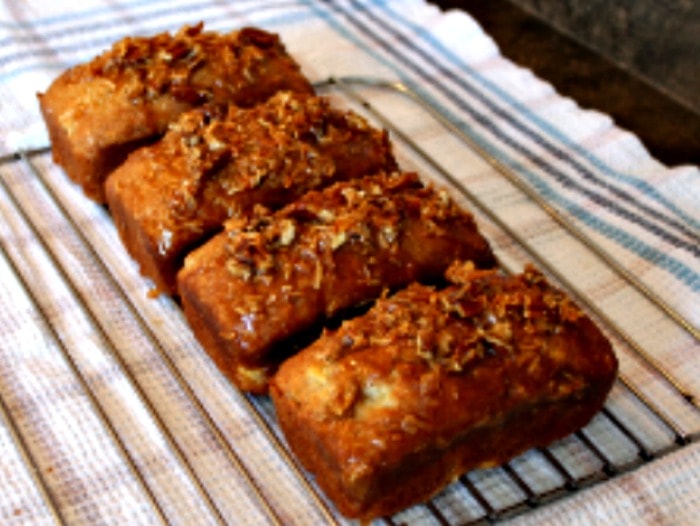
(0, 77), (698, 525)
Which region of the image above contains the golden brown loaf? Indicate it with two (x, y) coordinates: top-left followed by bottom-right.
(38, 24), (314, 202)
(178, 172), (497, 393)
(270, 262), (618, 520)
(105, 91), (397, 294)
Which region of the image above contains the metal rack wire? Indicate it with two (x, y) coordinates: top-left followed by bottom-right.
(0, 77), (698, 525)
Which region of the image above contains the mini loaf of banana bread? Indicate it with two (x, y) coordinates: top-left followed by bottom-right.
(105, 91), (397, 294)
(270, 262), (618, 520)
(38, 23), (313, 202)
(178, 172), (497, 393)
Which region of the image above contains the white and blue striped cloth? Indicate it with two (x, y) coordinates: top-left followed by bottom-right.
(0, 1), (698, 525)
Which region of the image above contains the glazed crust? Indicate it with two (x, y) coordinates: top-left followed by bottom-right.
(177, 172), (497, 393)
(38, 24), (313, 202)
(105, 92), (397, 294)
(270, 263), (618, 520)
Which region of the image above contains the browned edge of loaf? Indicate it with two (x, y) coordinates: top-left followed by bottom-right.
(178, 250), (270, 391)
(38, 97), (159, 202)
(106, 162), (182, 295)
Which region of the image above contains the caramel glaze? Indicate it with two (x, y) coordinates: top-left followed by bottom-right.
(38, 24), (314, 202)
(178, 172), (497, 393)
(105, 91), (397, 294)
(270, 262), (618, 520)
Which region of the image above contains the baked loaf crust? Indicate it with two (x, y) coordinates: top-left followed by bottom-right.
(38, 24), (313, 202)
(105, 92), (397, 294)
(270, 262), (618, 520)
(178, 172), (497, 393)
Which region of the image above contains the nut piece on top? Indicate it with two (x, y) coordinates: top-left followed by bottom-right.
(38, 24), (314, 202)
(270, 262), (618, 521)
(105, 91), (397, 295)
(178, 172), (497, 393)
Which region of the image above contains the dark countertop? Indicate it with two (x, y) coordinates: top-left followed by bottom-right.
(431, 0), (700, 167)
